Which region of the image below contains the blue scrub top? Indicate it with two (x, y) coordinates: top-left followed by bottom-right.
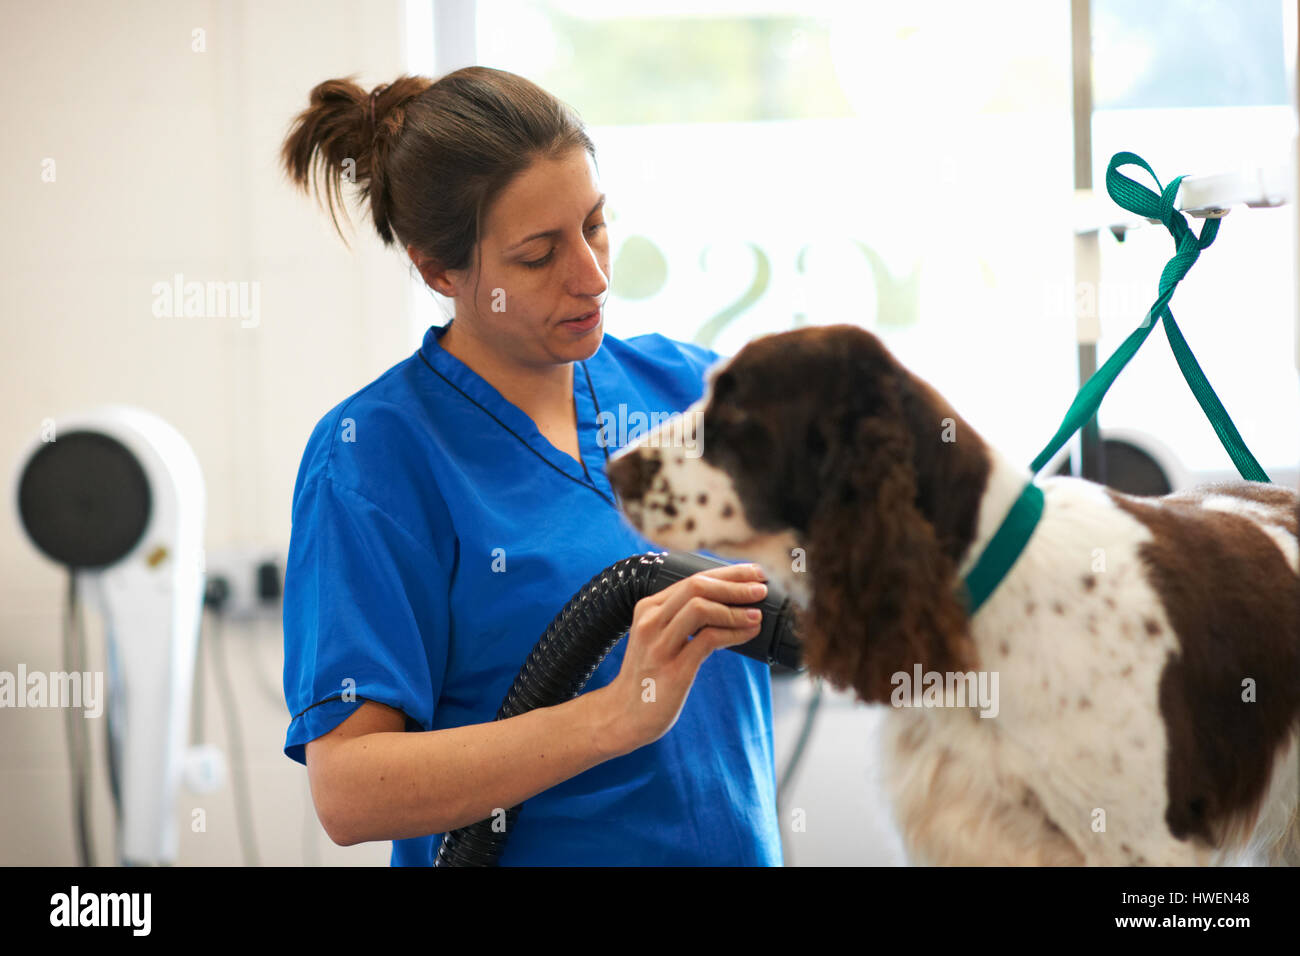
(282, 320), (783, 866)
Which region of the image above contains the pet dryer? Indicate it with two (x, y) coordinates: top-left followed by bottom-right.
(13, 405), (205, 865)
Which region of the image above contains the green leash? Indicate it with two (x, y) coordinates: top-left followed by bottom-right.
(1029, 151), (1270, 484)
(959, 151), (1272, 616)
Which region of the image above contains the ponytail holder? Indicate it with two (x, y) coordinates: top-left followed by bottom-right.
(368, 84), (390, 134)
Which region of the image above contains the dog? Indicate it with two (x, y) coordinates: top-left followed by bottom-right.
(606, 323), (1300, 866)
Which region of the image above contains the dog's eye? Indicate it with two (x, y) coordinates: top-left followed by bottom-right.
(710, 370), (737, 405)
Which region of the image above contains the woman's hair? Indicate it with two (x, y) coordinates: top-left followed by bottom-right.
(280, 66), (596, 275)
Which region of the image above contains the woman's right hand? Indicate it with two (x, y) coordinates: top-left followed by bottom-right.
(593, 561), (769, 756)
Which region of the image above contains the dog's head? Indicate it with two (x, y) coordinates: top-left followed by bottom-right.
(606, 324), (989, 702)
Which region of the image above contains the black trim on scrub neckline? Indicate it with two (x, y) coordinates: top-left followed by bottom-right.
(417, 348), (618, 510)
(582, 361), (611, 467)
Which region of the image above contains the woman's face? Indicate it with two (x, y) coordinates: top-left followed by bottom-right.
(446, 145), (611, 368)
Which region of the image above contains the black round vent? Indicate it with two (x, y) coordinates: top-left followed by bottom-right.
(1054, 437), (1173, 496)
(18, 431), (152, 569)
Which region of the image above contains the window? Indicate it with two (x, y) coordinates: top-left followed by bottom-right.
(413, 0), (1297, 476)
(1088, 0), (1297, 474)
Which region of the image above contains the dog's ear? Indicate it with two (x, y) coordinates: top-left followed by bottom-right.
(802, 393), (976, 704)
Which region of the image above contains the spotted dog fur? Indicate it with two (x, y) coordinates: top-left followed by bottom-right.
(607, 323), (1300, 866)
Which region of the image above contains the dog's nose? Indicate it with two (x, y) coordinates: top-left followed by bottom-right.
(606, 450), (660, 503)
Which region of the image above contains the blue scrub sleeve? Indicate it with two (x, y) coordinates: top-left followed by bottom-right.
(282, 475), (450, 765)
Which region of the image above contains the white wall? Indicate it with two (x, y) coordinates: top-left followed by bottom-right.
(0, 0), (421, 866)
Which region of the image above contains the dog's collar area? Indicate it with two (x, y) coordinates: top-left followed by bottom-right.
(958, 481), (1045, 616)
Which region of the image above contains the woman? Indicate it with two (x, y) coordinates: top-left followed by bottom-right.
(278, 66), (781, 865)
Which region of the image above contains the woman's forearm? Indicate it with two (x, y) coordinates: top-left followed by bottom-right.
(312, 687), (629, 845)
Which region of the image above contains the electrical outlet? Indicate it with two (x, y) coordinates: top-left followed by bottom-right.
(201, 546), (284, 620)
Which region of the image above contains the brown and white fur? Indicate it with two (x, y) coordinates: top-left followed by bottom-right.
(606, 324), (1300, 866)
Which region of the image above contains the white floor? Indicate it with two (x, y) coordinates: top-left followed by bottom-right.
(771, 672), (909, 866)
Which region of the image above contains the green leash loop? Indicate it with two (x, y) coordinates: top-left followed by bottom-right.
(963, 151), (1274, 617)
(1028, 151), (1271, 484)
